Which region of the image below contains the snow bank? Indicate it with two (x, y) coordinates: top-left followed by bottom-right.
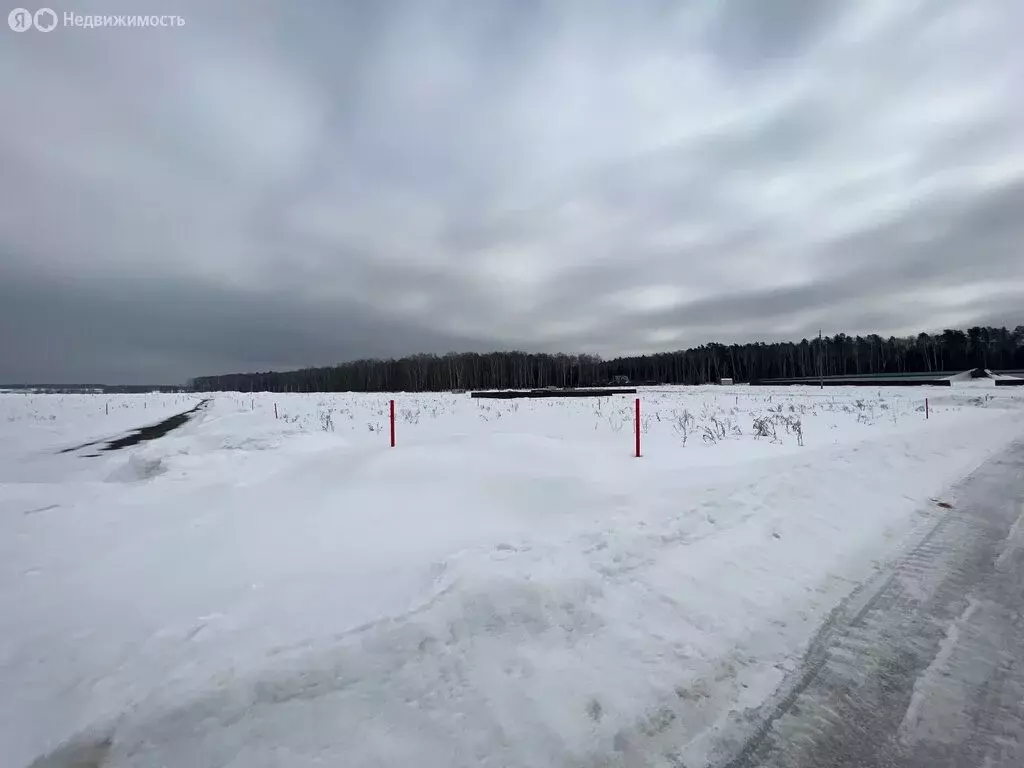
(2, 387), (1023, 767)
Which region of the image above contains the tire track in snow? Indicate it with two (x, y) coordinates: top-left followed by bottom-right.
(715, 442), (1024, 768)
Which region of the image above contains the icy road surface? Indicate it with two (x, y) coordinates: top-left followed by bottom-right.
(2, 386), (1023, 767)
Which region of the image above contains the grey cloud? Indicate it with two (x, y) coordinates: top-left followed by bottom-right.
(577, 178), (1024, 343)
(1, 0), (1023, 383)
(701, 0), (845, 72)
(0, 266), (498, 384)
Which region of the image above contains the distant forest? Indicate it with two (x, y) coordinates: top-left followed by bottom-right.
(189, 325), (1024, 393)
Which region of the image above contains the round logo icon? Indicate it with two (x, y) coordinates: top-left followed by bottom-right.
(34, 7), (57, 31)
(8, 7), (32, 31)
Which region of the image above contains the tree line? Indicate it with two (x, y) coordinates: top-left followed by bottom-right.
(189, 325), (1024, 393)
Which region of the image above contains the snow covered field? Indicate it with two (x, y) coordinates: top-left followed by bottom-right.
(2, 385), (1023, 767)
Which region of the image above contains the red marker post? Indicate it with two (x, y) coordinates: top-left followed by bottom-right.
(390, 399), (396, 447)
(635, 397), (641, 458)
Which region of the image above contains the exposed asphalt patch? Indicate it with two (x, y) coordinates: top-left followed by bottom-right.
(57, 438), (104, 454)
(58, 400), (210, 455)
(101, 400), (208, 451)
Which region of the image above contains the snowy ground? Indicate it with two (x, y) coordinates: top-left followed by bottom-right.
(2, 384), (1023, 767)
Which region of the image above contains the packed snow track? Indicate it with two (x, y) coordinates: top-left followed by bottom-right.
(722, 440), (1024, 768)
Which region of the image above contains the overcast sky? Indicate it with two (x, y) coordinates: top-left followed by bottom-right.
(2, 0), (1023, 384)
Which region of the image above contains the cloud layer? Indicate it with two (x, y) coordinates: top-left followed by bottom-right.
(2, 0), (1023, 383)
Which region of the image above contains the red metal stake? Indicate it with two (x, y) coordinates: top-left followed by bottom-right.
(390, 399), (396, 447)
(635, 397), (641, 458)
